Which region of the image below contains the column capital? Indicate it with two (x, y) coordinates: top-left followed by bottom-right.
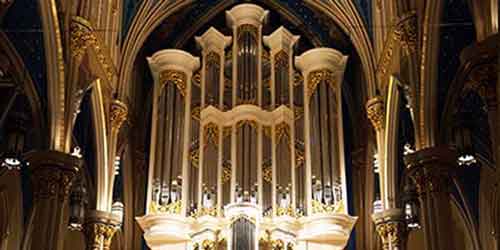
(366, 96), (385, 132)
(110, 99), (128, 132)
(25, 150), (82, 201)
(295, 48), (348, 79)
(84, 210), (121, 250)
(263, 26), (299, 54)
(295, 48), (348, 98)
(404, 146), (457, 195)
(372, 209), (407, 250)
(195, 27), (232, 54)
(226, 3), (268, 28)
(147, 49), (200, 78)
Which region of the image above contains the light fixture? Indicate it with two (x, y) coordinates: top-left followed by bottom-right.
(454, 110), (480, 168)
(372, 196), (383, 214)
(373, 153), (380, 173)
(111, 201), (124, 226)
(1, 112), (27, 171)
(114, 156), (121, 175)
(68, 183), (88, 231)
(402, 180), (420, 230)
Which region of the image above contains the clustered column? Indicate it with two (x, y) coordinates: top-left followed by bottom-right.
(404, 146), (457, 250)
(25, 151), (82, 250)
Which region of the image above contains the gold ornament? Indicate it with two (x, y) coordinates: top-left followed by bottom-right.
(307, 69), (335, 99)
(70, 16), (117, 83)
(221, 162), (231, 184)
(395, 12), (417, 53)
(84, 222), (118, 250)
(262, 161), (272, 183)
(110, 100), (128, 132)
(311, 199), (343, 214)
(159, 70), (187, 97)
(206, 52), (221, 67)
(190, 207), (218, 218)
(366, 97), (385, 131)
(375, 221), (406, 250)
(237, 24), (258, 39)
(204, 123), (220, 147)
(149, 200), (182, 214)
(274, 50), (289, 68)
(70, 17), (95, 62)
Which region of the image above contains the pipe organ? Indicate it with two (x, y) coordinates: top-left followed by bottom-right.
(137, 4), (356, 250)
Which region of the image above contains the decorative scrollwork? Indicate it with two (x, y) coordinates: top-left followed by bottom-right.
(110, 100), (128, 132)
(192, 106), (201, 121)
(293, 71), (303, 87)
(222, 161), (231, 184)
(70, 17), (116, 83)
(275, 122), (290, 142)
(206, 52), (221, 67)
(149, 200), (182, 214)
(159, 70), (188, 97)
(274, 50), (289, 68)
(70, 17), (96, 62)
(201, 239), (216, 250)
(395, 12), (417, 54)
(190, 148), (199, 168)
(193, 71), (201, 88)
(237, 24), (258, 39)
(262, 161), (272, 183)
(311, 199), (344, 214)
(190, 207), (217, 218)
(84, 222), (119, 250)
(295, 147), (305, 168)
(366, 97), (385, 131)
(375, 220), (406, 250)
(204, 122), (219, 147)
(307, 69), (335, 99)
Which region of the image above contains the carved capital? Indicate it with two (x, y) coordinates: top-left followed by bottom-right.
(25, 151), (82, 202)
(110, 100), (128, 133)
(375, 220), (407, 249)
(84, 222), (118, 250)
(404, 146), (457, 195)
(70, 17), (96, 62)
(159, 70), (187, 97)
(373, 209), (407, 249)
(84, 211), (121, 250)
(366, 97), (385, 131)
(395, 12), (418, 53)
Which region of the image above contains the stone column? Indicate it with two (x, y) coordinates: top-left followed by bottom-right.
(83, 210), (120, 250)
(404, 146), (457, 250)
(25, 151), (82, 250)
(372, 209), (407, 250)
